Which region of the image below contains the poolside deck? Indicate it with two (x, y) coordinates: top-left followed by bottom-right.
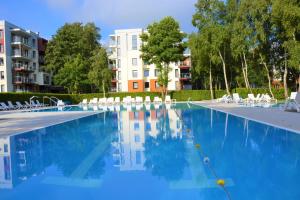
(0, 111), (101, 136)
(194, 100), (300, 134)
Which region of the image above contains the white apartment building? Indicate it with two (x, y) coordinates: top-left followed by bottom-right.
(0, 20), (51, 92)
(108, 29), (192, 93)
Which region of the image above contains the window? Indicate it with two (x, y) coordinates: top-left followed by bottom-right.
(134, 123), (139, 131)
(118, 71), (121, 80)
(0, 44), (3, 53)
(155, 69), (160, 77)
(0, 30), (3, 38)
(0, 71), (4, 80)
(0, 58), (3, 66)
(32, 62), (36, 70)
(4, 144), (8, 153)
(132, 58), (137, 66)
(132, 35), (137, 50)
(118, 83), (122, 91)
(32, 51), (36, 58)
(117, 48), (121, 57)
(134, 134), (140, 142)
(144, 69), (149, 77)
(155, 81), (160, 88)
(32, 39), (36, 47)
(132, 70), (138, 78)
(146, 122), (151, 132)
(117, 59), (121, 68)
(133, 82), (138, 89)
(24, 50), (28, 57)
(117, 36), (120, 45)
(136, 151), (141, 164)
(0, 84), (4, 92)
(175, 69), (179, 78)
(144, 82), (149, 89)
(33, 74), (37, 82)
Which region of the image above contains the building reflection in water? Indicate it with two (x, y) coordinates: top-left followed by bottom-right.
(111, 107), (183, 171)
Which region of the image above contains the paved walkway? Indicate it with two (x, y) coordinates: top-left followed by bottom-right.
(0, 111), (101, 136)
(193, 101), (300, 134)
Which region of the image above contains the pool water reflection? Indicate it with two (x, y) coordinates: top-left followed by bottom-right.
(1, 104), (300, 200)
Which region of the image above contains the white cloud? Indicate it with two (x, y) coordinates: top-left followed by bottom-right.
(45, 0), (197, 31)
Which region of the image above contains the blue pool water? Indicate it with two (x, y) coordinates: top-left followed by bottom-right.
(1, 103), (300, 199)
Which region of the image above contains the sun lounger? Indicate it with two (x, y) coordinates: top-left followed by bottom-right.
(165, 95), (176, 104)
(145, 96), (151, 104)
(16, 101), (27, 109)
(0, 102), (9, 110)
(154, 96), (162, 104)
(262, 93), (277, 104)
(82, 99), (88, 105)
(25, 101), (32, 108)
(232, 93), (243, 104)
(246, 94), (261, 104)
(98, 98), (107, 106)
(107, 97), (114, 106)
(135, 96), (143, 105)
(7, 101), (18, 109)
(217, 95), (232, 103)
(285, 92), (300, 112)
(122, 96), (132, 105)
(114, 97), (120, 105)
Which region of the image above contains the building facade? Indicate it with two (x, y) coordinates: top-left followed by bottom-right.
(0, 20), (51, 93)
(108, 29), (191, 92)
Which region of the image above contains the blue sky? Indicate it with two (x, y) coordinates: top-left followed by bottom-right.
(1, 0), (197, 44)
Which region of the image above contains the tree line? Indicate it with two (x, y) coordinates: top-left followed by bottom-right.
(189, 0), (300, 98)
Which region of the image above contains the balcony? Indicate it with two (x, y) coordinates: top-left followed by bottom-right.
(109, 65), (117, 71)
(180, 73), (191, 80)
(11, 38), (31, 49)
(14, 76), (35, 84)
(11, 52), (31, 60)
(13, 63), (34, 72)
(179, 62), (191, 69)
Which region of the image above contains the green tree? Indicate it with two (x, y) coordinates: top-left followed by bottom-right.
(141, 16), (186, 98)
(272, 0), (300, 94)
(192, 0), (232, 96)
(88, 48), (112, 97)
(54, 54), (87, 94)
(45, 22), (101, 92)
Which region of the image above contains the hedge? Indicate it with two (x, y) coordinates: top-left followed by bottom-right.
(0, 88), (287, 104)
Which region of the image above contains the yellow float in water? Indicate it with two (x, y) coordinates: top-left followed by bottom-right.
(217, 179), (225, 186)
(195, 144), (200, 149)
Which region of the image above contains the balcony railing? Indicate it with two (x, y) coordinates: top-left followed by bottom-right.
(180, 73), (191, 79)
(14, 76), (34, 84)
(13, 63), (34, 72)
(11, 53), (30, 59)
(11, 38), (31, 48)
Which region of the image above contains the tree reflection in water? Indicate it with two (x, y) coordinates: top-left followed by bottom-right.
(144, 108), (187, 181)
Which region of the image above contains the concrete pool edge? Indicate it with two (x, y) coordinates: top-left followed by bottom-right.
(190, 101), (300, 134)
(0, 111), (104, 137)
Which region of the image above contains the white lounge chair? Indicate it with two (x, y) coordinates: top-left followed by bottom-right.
(285, 92), (300, 112)
(25, 101), (32, 108)
(262, 93), (277, 104)
(232, 93), (243, 104)
(7, 101), (17, 109)
(0, 102), (9, 110)
(30, 101), (40, 108)
(247, 94), (261, 104)
(16, 101), (27, 109)
(107, 97), (114, 106)
(165, 95), (176, 104)
(114, 97), (120, 105)
(122, 96), (132, 105)
(135, 96), (143, 105)
(154, 96), (162, 104)
(145, 96), (151, 104)
(217, 95), (232, 103)
(82, 99), (88, 105)
(98, 98), (107, 106)
(36, 100), (46, 107)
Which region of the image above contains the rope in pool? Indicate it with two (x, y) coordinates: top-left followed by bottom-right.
(195, 144), (233, 200)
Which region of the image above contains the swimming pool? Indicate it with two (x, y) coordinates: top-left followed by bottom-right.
(1, 103), (300, 199)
